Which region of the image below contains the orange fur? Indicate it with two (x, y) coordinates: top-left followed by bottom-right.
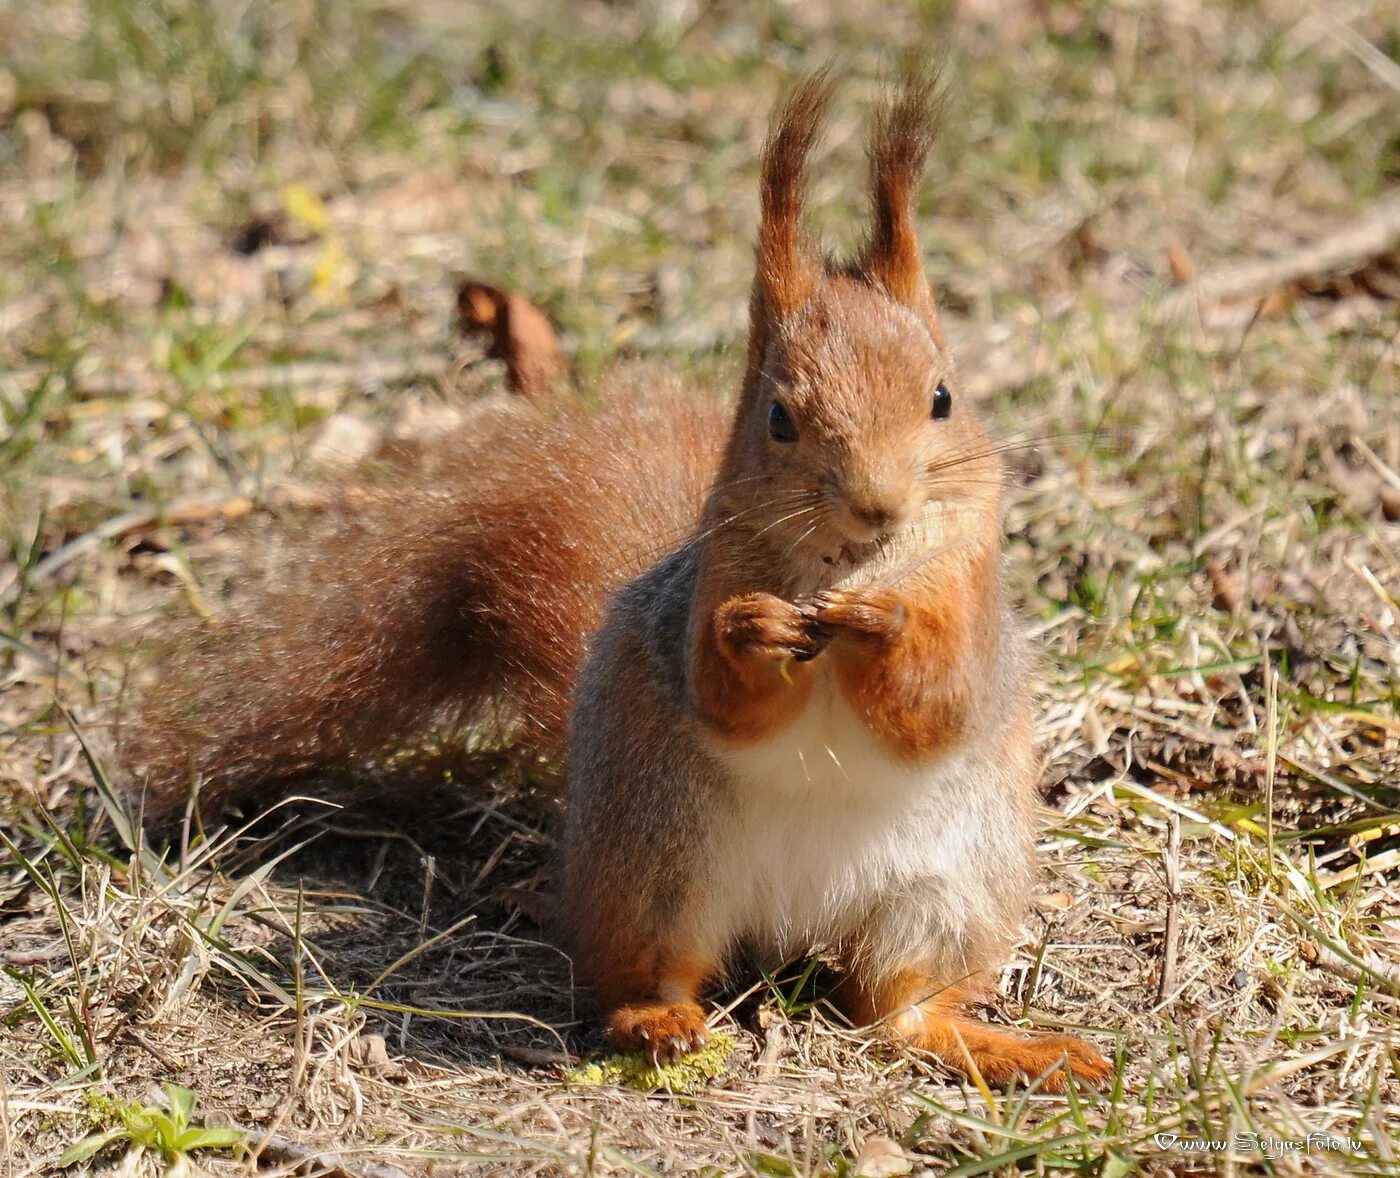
(810, 545), (1000, 759)
(606, 1002), (709, 1063)
(858, 68), (945, 341)
(129, 72), (1114, 1090)
(603, 954), (714, 1062)
(838, 970), (1112, 1093)
(128, 382), (727, 825)
(568, 902), (719, 1063)
(690, 590), (820, 743)
(744, 67), (836, 392)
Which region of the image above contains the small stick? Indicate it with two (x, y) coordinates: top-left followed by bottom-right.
(1297, 938), (1400, 996)
(237, 1126), (413, 1178)
(0, 355), (455, 400)
(202, 1106), (412, 1177)
(1156, 813), (1182, 1006)
(745, 1019), (787, 1144)
(0, 946), (66, 966)
(495, 1042), (575, 1067)
(0, 495), (255, 603)
(1156, 192), (1400, 322)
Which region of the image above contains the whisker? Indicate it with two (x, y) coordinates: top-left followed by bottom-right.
(871, 535), (974, 589)
(749, 503), (821, 543)
(919, 476), (1014, 490)
(928, 425), (1113, 468)
(922, 437), (1071, 479)
(920, 429), (1128, 482)
(614, 494), (808, 570)
(705, 472), (789, 496)
(781, 517), (825, 562)
(686, 491), (820, 548)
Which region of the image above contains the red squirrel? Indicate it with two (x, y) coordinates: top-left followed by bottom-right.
(131, 71), (1112, 1093)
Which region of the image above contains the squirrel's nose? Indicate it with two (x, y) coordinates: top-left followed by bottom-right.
(849, 501), (897, 532)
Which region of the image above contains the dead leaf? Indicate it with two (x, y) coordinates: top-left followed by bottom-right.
(1296, 253), (1400, 302)
(854, 1136), (912, 1177)
(1167, 244), (1196, 285)
(1205, 558), (1245, 613)
(457, 280), (566, 400)
(281, 182), (331, 235)
(309, 414), (380, 469)
(1070, 221), (1109, 269)
(351, 1032), (407, 1078)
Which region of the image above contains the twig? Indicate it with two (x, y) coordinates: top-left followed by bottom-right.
(1156, 192), (1400, 322)
(1296, 937), (1400, 996)
(0, 946), (67, 966)
(632, 199), (1400, 394)
(0, 495), (255, 604)
(495, 1042), (574, 1067)
(124, 1027), (183, 1071)
(0, 1057), (13, 1178)
(1156, 814), (1182, 1006)
(1314, 12), (1400, 94)
(5, 198), (1393, 419)
(0, 355), (455, 400)
(746, 1017), (787, 1145)
(224, 1123), (413, 1178)
(199, 356), (451, 395)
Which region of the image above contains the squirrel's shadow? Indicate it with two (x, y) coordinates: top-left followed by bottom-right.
(199, 750), (586, 1068)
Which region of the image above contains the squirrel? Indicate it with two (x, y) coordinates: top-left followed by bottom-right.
(129, 70), (1112, 1093)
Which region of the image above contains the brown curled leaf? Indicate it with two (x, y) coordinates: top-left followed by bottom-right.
(1167, 244), (1196, 285)
(456, 279), (566, 400)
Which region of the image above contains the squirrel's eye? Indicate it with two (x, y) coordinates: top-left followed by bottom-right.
(931, 382), (953, 421)
(768, 401), (799, 443)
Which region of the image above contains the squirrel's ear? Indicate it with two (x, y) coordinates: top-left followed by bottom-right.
(745, 69), (836, 385)
(859, 70), (945, 343)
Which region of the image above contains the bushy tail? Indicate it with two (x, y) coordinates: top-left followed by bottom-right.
(126, 379), (727, 827)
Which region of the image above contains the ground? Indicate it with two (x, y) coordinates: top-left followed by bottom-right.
(1, 0), (1398, 1175)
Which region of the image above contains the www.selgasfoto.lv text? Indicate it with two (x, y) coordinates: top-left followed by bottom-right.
(1154, 1132), (1364, 1160)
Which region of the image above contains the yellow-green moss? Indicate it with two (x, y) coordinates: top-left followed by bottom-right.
(567, 1033), (734, 1093)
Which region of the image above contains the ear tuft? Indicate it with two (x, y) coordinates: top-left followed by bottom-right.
(860, 68), (943, 320)
(755, 65), (838, 321)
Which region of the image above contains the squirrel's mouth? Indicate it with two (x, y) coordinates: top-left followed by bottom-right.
(820, 538), (883, 568)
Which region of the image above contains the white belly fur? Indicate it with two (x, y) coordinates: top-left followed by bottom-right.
(702, 668), (1004, 967)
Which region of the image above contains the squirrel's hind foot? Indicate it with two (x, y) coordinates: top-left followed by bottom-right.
(918, 1021), (1113, 1094)
(897, 1007), (1112, 1093)
(841, 968), (1113, 1094)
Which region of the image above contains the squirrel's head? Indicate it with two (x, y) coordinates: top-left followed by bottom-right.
(716, 69), (1001, 566)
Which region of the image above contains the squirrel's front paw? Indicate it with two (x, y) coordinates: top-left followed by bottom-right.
(716, 593), (825, 663)
(799, 587), (906, 642)
(607, 1001), (709, 1064)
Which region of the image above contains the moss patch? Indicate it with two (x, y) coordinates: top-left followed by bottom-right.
(567, 1033), (735, 1093)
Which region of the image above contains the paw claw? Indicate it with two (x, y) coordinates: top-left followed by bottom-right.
(606, 1001), (709, 1065)
(717, 593), (825, 664)
(799, 587), (905, 640)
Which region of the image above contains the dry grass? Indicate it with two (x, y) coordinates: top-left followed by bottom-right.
(2, 0), (1398, 1174)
